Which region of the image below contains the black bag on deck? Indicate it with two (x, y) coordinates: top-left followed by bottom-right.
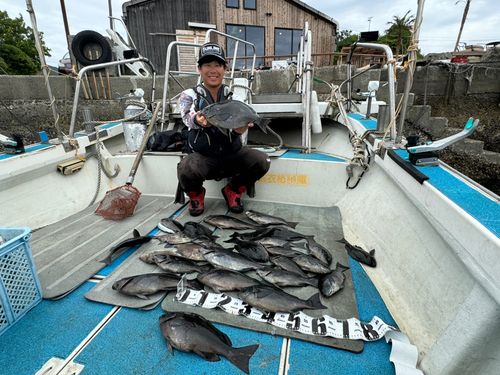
(147, 130), (183, 151)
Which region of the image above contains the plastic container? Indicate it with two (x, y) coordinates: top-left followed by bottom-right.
(123, 88), (147, 152)
(0, 227), (42, 336)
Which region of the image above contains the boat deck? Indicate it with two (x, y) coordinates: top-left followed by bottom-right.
(0, 194), (397, 375)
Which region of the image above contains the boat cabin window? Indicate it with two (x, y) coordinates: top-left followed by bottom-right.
(226, 0), (239, 8)
(226, 24), (265, 69)
(274, 28), (302, 60)
(244, 0), (256, 10)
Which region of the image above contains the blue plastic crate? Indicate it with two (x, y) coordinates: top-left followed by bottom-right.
(0, 227), (42, 336)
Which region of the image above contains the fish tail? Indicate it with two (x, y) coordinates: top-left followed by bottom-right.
(336, 237), (348, 244)
(308, 277), (319, 288)
(336, 262), (350, 271)
(227, 344), (259, 374)
(100, 255), (112, 266)
(286, 221), (299, 229)
(307, 293), (327, 310)
(257, 118), (270, 134)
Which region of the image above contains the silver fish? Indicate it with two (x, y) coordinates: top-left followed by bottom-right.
(140, 244), (207, 263)
(203, 215), (259, 230)
(238, 285), (326, 313)
(245, 210), (298, 229)
(269, 255), (309, 278)
(157, 218), (184, 233)
(154, 232), (193, 245)
(200, 99), (270, 134)
(306, 238), (332, 266)
(256, 268), (318, 288)
(319, 262), (350, 297)
(153, 254), (211, 274)
(292, 255), (331, 274)
(197, 269), (262, 293)
(159, 312), (259, 374)
(265, 246), (305, 258)
(112, 272), (202, 299)
(200, 247), (265, 272)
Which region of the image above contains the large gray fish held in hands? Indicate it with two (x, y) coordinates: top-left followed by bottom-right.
(197, 269), (262, 293)
(159, 312), (259, 374)
(238, 285), (326, 313)
(245, 210), (299, 229)
(200, 99), (270, 135)
(319, 262), (350, 297)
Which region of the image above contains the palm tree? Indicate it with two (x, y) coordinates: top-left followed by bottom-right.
(385, 10), (415, 58)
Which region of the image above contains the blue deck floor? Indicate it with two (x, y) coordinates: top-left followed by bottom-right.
(0, 246), (397, 375)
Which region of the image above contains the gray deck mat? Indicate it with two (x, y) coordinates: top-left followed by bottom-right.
(83, 198), (228, 309)
(30, 195), (179, 299)
(162, 202), (364, 353)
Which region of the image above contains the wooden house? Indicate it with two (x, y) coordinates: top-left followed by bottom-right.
(122, 0), (338, 74)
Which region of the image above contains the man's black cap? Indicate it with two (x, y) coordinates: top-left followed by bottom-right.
(198, 42), (227, 65)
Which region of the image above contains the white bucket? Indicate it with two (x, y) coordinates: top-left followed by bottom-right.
(123, 121), (147, 152)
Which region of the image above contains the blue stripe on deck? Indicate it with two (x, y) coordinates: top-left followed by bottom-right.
(74, 122), (122, 137)
(0, 282), (114, 375)
(287, 258), (398, 375)
(280, 149), (346, 162)
(0, 144), (53, 160)
(75, 303), (282, 375)
(348, 113), (378, 130)
(395, 149), (500, 239)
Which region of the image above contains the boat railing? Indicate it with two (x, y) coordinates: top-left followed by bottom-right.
(69, 57), (156, 138)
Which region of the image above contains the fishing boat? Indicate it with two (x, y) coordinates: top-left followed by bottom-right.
(1, 2), (499, 374)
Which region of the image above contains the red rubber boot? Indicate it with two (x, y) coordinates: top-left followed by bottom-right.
(221, 183), (246, 214)
(187, 188), (205, 216)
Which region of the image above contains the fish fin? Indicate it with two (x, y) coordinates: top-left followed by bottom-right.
(370, 249), (376, 255)
(257, 118), (270, 134)
(133, 229), (140, 238)
(308, 277), (319, 288)
(336, 237), (347, 244)
(286, 221), (299, 229)
(167, 341), (175, 356)
(307, 293), (327, 310)
(195, 350), (221, 362)
(336, 262), (350, 271)
(291, 241), (307, 250)
(135, 294), (150, 300)
(227, 344), (259, 375)
(100, 255), (112, 266)
(218, 127), (229, 136)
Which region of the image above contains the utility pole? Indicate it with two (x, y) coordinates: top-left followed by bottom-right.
(454, 0), (471, 52)
(368, 17), (373, 31)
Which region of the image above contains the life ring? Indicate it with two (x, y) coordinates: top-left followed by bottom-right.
(71, 30), (113, 66)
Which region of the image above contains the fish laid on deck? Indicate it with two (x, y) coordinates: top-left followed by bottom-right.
(157, 218), (184, 233)
(203, 215), (259, 230)
(245, 210), (298, 229)
(159, 312), (259, 374)
(101, 229), (152, 266)
(319, 262), (350, 297)
(337, 238), (377, 267)
(197, 269), (263, 293)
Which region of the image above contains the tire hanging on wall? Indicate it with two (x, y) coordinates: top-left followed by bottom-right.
(71, 30), (113, 66)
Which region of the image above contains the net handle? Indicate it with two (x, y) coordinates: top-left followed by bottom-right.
(127, 102), (162, 185)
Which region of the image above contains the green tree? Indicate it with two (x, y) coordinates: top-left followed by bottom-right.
(0, 10), (51, 75)
(334, 30), (358, 64)
(385, 10), (414, 58)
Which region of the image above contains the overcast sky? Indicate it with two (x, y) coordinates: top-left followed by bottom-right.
(1, 0), (498, 67)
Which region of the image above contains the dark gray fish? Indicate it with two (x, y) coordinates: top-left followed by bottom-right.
(101, 229), (151, 266)
(319, 262), (350, 297)
(197, 269), (262, 293)
(153, 254), (211, 274)
(238, 285), (326, 313)
(269, 256), (309, 278)
(337, 238), (376, 267)
(140, 243), (207, 263)
(265, 246), (306, 258)
(183, 221), (217, 241)
(159, 312), (259, 374)
(306, 238), (332, 266)
(256, 268), (318, 288)
(203, 215), (259, 230)
(292, 255), (331, 274)
(154, 232), (193, 244)
(200, 247), (265, 272)
(112, 272), (202, 299)
(230, 238), (269, 262)
(255, 237), (292, 248)
(245, 210), (299, 229)
(200, 99), (270, 134)
(231, 227), (312, 242)
(158, 218), (184, 233)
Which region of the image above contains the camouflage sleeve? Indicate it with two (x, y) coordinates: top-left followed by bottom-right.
(179, 90), (201, 130)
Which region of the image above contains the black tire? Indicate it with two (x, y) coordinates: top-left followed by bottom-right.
(71, 30), (113, 66)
